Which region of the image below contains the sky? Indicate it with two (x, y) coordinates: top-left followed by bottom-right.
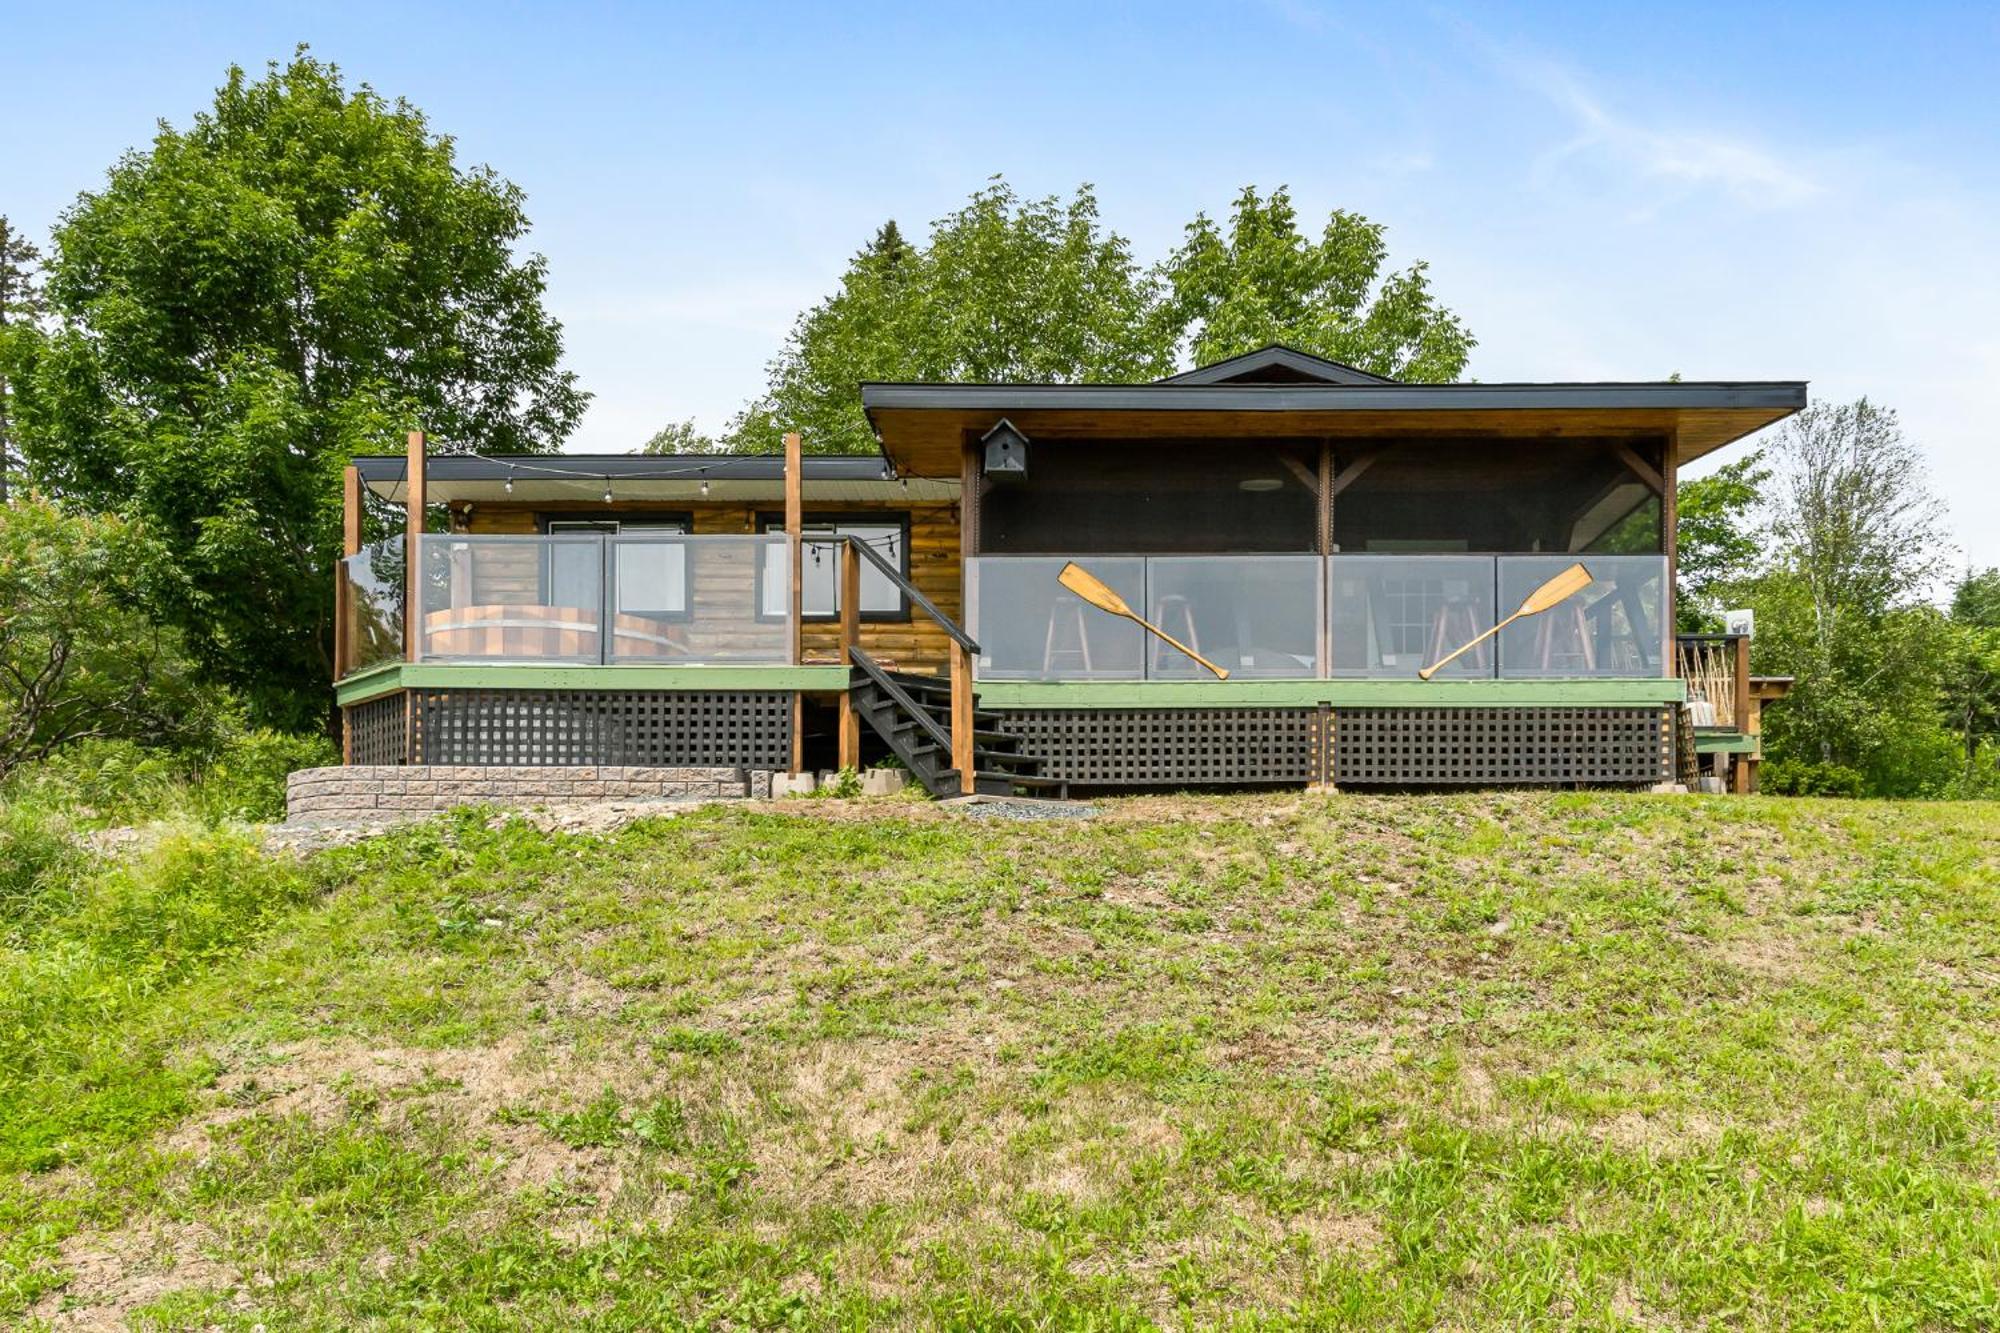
(5, 1), (1998, 568)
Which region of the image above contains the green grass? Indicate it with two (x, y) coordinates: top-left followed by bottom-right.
(3, 792), (1998, 1328)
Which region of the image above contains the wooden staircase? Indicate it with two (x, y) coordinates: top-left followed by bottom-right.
(848, 648), (1062, 799)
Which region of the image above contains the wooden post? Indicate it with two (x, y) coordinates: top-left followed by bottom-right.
(950, 641), (975, 796)
(337, 464), (361, 680)
(837, 539), (861, 770)
(1662, 435), (1679, 676)
(404, 431), (426, 662)
(784, 431), (803, 665)
(1732, 632), (1751, 734)
(1317, 440), (1332, 677)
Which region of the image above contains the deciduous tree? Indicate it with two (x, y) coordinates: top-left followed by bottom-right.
(1162, 186), (1473, 380)
(9, 51), (586, 730)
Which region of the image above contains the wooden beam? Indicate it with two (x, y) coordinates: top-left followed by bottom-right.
(784, 431), (803, 665)
(1277, 451), (1319, 495)
(1326, 446), (1387, 498)
(404, 431), (425, 662)
(1609, 440), (1666, 496)
(837, 540), (861, 770)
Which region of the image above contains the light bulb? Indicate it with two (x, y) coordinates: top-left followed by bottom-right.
(700, 473), (710, 497)
(504, 473), (514, 495)
(603, 479), (613, 503)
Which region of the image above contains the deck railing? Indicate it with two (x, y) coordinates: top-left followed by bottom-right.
(967, 553), (1669, 682)
(338, 538), (407, 676)
(407, 532), (793, 666)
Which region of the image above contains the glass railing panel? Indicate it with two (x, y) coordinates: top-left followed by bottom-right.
(1497, 554), (1667, 678)
(1144, 556), (1321, 679)
(1327, 555), (1497, 678)
(340, 538), (405, 674)
(608, 534), (790, 663)
(418, 534), (602, 662)
(967, 556), (1146, 680)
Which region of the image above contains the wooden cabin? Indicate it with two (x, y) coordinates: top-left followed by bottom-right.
(335, 346), (1804, 795)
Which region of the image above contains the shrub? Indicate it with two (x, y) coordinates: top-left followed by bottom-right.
(190, 729), (338, 823)
(1761, 758), (1867, 798)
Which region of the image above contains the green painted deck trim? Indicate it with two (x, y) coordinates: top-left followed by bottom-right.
(972, 678), (1686, 709)
(336, 662), (847, 705)
(1694, 731), (1759, 755)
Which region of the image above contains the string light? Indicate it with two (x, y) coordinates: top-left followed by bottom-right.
(699, 469), (710, 497)
(504, 471), (514, 495)
(603, 477), (613, 504)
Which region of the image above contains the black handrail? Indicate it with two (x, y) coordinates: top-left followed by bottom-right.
(832, 533), (979, 654)
(849, 646), (954, 754)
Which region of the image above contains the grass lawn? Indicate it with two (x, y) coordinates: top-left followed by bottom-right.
(4, 791), (1999, 1328)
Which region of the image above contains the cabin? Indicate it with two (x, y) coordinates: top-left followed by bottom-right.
(334, 346), (1804, 796)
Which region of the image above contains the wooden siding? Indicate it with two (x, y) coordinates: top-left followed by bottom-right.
(458, 500), (964, 674)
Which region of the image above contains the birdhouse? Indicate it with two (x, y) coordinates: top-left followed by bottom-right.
(981, 419), (1029, 481)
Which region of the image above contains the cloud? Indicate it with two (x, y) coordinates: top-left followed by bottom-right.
(1472, 35), (1819, 211)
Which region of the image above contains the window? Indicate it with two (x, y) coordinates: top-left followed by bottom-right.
(541, 515), (690, 618)
(756, 515), (910, 620)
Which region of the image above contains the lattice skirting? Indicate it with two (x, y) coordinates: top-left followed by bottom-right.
(346, 693), (410, 766)
(344, 689), (793, 769)
(1332, 707), (1672, 786)
(995, 709), (1317, 786)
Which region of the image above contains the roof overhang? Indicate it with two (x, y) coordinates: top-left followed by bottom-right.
(351, 453), (957, 506)
(860, 380), (1809, 476)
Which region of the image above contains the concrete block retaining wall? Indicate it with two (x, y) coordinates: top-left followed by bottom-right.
(286, 765), (774, 823)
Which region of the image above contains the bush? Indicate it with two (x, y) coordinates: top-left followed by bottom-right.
(0, 800), (88, 930)
(1761, 758), (1867, 798)
(189, 729), (338, 823)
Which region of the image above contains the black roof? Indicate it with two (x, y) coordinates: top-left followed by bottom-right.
(351, 453), (892, 484)
(1156, 344), (1396, 386)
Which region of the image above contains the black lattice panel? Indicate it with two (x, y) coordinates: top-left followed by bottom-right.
(996, 709), (1315, 786)
(409, 690), (792, 768)
(1333, 707), (1670, 786)
(345, 693), (409, 766)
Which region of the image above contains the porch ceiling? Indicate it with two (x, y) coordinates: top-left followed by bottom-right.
(860, 381), (1808, 476)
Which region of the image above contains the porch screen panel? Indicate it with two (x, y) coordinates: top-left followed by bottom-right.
(1334, 440), (1663, 555)
(1497, 555), (1667, 678)
(978, 440), (1318, 554)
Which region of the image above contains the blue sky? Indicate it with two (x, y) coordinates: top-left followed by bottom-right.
(6, 1), (1999, 567)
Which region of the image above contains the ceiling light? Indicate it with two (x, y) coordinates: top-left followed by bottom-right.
(1239, 477), (1284, 493)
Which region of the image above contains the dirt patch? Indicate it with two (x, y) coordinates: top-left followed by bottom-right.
(30, 1218), (238, 1329)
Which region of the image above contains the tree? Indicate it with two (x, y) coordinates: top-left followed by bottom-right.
(1747, 400), (1955, 789)
(8, 51), (587, 730)
(0, 215), (46, 504)
(1673, 451), (1769, 631)
(640, 419), (719, 454)
(0, 498), (219, 780)
(731, 179), (1473, 454)
(730, 180), (1178, 453)
(1952, 567), (2000, 629)
(1162, 186), (1473, 380)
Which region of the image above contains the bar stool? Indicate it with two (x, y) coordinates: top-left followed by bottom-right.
(1149, 594), (1201, 674)
(1426, 599), (1489, 675)
(1044, 599), (1094, 675)
(1533, 602), (1596, 673)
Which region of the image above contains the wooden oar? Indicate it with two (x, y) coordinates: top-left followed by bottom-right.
(1058, 562), (1229, 680)
(1418, 562), (1595, 680)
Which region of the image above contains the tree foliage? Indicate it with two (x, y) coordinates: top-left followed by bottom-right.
(640, 419), (719, 455)
(730, 181), (1174, 454)
(0, 215), (45, 502)
(726, 178), (1473, 454)
(1673, 451), (1769, 631)
(0, 498), (219, 780)
(5, 51), (586, 729)
(1162, 186), (1473, 380)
